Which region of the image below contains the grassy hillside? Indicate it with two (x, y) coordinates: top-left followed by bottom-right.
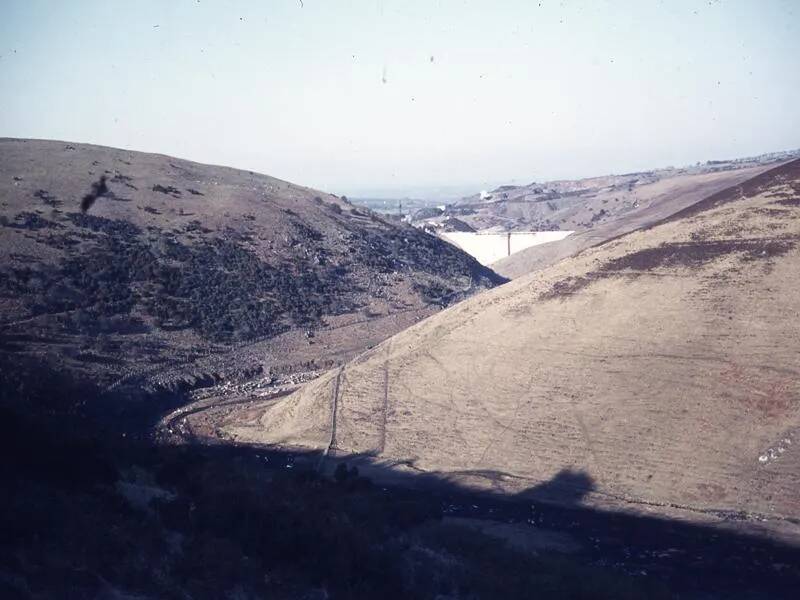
(0, 139), (503, 423)
(229, 159), (800, 542)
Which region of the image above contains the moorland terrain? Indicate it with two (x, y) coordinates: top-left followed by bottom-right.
(3, 140), (800, 599)
(229, 159), (800, 544)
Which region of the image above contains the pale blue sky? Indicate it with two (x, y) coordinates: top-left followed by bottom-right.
(1, 1), (798, 198)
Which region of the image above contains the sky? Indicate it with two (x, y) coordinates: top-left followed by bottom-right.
(1, 1), (799, 199)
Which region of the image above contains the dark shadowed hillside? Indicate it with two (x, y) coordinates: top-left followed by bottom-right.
(0, 138), (503, 427)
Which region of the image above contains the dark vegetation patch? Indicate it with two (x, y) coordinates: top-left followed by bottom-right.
(75, 351), (125, 365)
(9, 252), (40, 263)
(541, 237), (796, 301)
(111, 172), (133, 184)
(3, 211), (63, 230)
(414, 281), (456, 305)
(600, 238), (796, 272)
(274, 211), (502, 304)
(187, 188), (204, 196)
(33, 189), (59, 207)
(347, 225), (503, 286)
(152, 184), (182, 197)
(65, 212), (140, 236)
(538, 276), (596, 300)
(185, 219), (213, 234)
(112, 172), (138, 190)
(773, 197), (800, 207)
(1, 179), (502, 344)
(34, 231), (83, 249)
(291, 218), (324, 242)
(752, 207), (790, 217)
(168, 162), (197, 179)
(140, 238), (355, 340)
(0, 215), (357, 343)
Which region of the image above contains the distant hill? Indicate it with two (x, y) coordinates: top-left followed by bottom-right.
(350, 196), (441, 217)
(416, 150), (800, 278)
(0, 139), (503, 426)
(228, 159), (800, 542)
(453, 149), (800, 229)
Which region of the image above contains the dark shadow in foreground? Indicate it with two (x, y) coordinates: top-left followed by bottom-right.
(1, 361), (799, 599)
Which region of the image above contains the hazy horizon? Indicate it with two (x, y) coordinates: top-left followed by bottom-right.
(1, 0), (798, 199)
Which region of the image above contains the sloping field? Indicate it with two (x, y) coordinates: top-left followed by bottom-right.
(227, 160), (800, 537)
(492, 163), (786, 278)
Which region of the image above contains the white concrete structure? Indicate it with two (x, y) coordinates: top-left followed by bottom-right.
(440, 230), (573, 266)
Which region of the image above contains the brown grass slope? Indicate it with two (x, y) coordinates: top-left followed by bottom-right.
(229, 159), (800, 537)
(492, 162), (786, 278)
(0, 138), (502, 398)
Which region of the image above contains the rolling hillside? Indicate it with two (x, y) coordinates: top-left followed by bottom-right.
(491, 161), (794, 278)
(417, 151), (799, 278)
(226, 158), (800, 540)
(0, 138), (503, 425)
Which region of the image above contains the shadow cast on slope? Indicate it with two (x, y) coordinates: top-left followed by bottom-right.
(1, 359), (800, 599)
